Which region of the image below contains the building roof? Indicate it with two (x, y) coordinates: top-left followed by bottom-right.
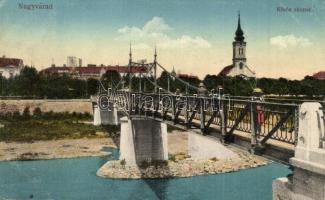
(0, 57), (23, 68)
(40, 65), (148, 76)
(177, 73), (199, 79)
(313, 71), (325, 80)
(217, 65), (234, 76)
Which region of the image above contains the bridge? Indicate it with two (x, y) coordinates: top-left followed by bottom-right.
(92, 48), (325, 200)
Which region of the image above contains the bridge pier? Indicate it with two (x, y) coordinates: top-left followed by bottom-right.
(273, 102), (325, 200)
(119, 117), (168, 166)
(93, 102), (120, 126)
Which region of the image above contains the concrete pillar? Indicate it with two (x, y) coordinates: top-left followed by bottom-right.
(119, 117), (168, 166)
(101, 103), (120, 125)
(93, 103), (101, 126)
(93, 102), (120, 126)
(273, 102), (325, 200)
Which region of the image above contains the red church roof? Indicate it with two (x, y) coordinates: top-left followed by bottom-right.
(217, 65), (234, 76)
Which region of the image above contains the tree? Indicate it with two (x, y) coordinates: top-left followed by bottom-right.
(87, 78), (99, 96)
(14, 66), (40, 97)
(101, 70), (121, 90)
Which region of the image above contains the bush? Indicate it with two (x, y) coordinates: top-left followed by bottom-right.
(22, 107), (31, 119)
(12, 111), (21, 120)
(169, 154), (176, 162)
(83, 112), (91, 119)
(210, 157), (218, 162)
(43, 111), (54, 119)
(33, 107), (42, 117)
(120, 159), (126, 166)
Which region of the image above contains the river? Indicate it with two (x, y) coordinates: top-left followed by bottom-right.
(0, 148), (291, 200)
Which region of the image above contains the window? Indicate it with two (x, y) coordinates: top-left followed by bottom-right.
(239, 62), (244, 70)
(238, 48), (244, 55)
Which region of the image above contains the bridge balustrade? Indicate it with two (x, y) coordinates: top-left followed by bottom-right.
(99, 90), (299, 146)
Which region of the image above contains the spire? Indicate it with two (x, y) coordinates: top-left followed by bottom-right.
(154, 46), (157, 63)
(129, 42), (132, 62)
(235, 11), (245, 42)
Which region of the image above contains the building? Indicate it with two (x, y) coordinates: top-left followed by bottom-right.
(177, 73), (199, 80)
(312, 71), (325, 80)
(40, 65), (148, 80)
(67, 56), (82, 67)
(218, 14), (255, 78)
(0, 56), (24, 78)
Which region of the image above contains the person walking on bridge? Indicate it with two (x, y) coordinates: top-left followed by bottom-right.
(252, 88), (265, 136)
(197, 83), (207, 97)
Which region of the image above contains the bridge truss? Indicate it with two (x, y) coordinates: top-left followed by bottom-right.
(96, 47), (300, 148)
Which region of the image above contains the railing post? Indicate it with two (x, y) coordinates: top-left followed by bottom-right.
(250, 101), (257, 153)
(172, 95), (176, 124)
(200, 97), (206, 134)
(185, 96), (189, 130)
(220, 99), (227, 141)
(294, 105), (300, 145)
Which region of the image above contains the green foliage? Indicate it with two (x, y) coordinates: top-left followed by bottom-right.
(33, 107), (42, 117)
(210, 157), (218, 162)
(12, 111), (21, 119)
(120, 159), (126, 166)
(0, 66), (324, 98)
(202, 75), (325, 97)
(169, 154), (176, 162)
(101, 70), (121, 89)
(0, 113), (112, 142)
(22, 107), (31, 119)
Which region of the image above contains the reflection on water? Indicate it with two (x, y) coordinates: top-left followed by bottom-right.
(0, 148), (290, 200)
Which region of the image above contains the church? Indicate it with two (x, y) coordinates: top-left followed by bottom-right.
(217, 14), (255, 78)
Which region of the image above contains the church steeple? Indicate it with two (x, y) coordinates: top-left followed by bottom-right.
(235, 12), (245, 42)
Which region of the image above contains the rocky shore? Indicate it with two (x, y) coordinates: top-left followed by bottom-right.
(97, 150), (268, 179)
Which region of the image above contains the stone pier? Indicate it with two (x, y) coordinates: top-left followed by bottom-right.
(273, 102), (325, 200)
(93, 102), (120, 126)
(119, 117), (168, 166)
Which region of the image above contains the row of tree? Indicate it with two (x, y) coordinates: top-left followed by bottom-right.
(0, 66), (324, 98)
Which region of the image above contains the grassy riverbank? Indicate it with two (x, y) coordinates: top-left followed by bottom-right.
(0, 111), (119, 142)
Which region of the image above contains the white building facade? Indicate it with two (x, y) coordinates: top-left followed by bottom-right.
(0, 57), (24, 78)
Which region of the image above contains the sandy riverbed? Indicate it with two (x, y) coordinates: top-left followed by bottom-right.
(0, 138), (116, 161)
(0, 131), (187, 161)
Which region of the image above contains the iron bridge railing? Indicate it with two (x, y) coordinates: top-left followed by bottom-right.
(99, 90), (299, 146)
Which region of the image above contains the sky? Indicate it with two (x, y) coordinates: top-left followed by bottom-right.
(0, 0), (324, 79)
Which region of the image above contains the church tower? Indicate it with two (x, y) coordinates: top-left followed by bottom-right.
(217, 13), (255, 78)
(232, 13), (247, 71)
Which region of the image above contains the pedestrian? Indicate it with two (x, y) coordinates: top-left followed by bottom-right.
(252, 88), (265, 135)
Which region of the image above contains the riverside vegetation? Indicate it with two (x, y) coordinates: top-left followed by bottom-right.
(0, 107), (119, 142)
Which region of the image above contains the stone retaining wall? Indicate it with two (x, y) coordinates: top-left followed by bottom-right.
(0, 99), (92, 114)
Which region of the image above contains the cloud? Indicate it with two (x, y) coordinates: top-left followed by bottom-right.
(116, 16), (211, 49)
(0, 0), (7, 8)
(270, 34), (312, 48)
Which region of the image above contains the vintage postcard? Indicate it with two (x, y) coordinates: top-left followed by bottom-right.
(0, 0), (324, 200)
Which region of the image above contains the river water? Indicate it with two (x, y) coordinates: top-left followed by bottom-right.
(0, 148), (291, 200)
